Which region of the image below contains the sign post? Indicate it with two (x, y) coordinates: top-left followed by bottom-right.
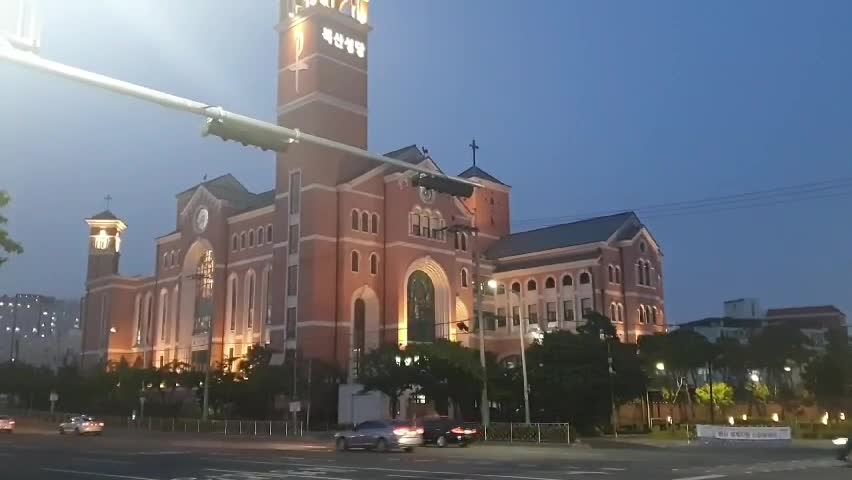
(48, 391), (58, 413)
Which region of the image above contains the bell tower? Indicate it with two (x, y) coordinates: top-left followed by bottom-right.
(85, 210), (126, 281)
(276, 0), (372, 186)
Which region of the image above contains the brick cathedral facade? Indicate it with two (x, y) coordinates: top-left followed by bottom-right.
(80, 1), (666, 373)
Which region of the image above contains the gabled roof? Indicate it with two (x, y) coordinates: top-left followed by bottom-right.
(458, 165), (507, 186)
(178, 174), (269, 211)
(486, 212), (638, 259)
(88, 210), (120, 221)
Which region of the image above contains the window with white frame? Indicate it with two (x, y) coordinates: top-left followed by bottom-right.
(258, 227), (265, 245)
(351, 251), (360, 273)
(246, 272), (256, 330)
(361, 211), (370, 232)
(545, 277), (556, 289)
(511, 282), (521, 293)
(527, 279), (537, 291)
(562, 274), (573, 287)
(579, 272), (591, 285)
(546, 302), (557, 323)
(351, 209), (360, 230)
(370, 253), (378, 275)
(288, 224), (299, 255)
(563, 299), (575, 322)
(410, 211), (421, 236)
(371, 213), (379, 234)
(287, 265), (298, 296)
(248, 229), (255, 247)
(289, 171), (301, 215)
(512, 306), (520, 326)
(527, 304), (538, 324)
(497, 307), (507, 328)
(240, 232), (246, 250)
(580, 298), (592, 318)
(608, 265), (614, 283)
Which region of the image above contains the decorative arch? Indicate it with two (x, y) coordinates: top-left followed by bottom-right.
(133, 293), (142, 346)
(227, 273), (239, 333)
(178, 238), (216, 353)
(562, 274), (573, 287)
(454, 297), (470, 343)
(361, 211), (370, 232)
(545, 277), (556, 289)
(527, 279), (537, 291)
(400, 256), (452, 346)
(158, 288), (169, 343)
(350, 285), (380, 380)
(244, 269), (257, 331)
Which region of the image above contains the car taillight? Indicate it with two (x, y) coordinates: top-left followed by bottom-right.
(415, 427), (424, 434)
(393, 427), (409, 436)
(8, 421), (14, 425)
(82, 422), (90, 427)
(98, 422), (104, 427)
(452, 427), (476, 435)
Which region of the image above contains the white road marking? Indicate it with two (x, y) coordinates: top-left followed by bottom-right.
(671, 475), (728, 480)
(601, 468), (626, 471)
(42, 468), (159, 480)
(206, 468), (352, 480)
(387, 475), (426, 479)
(72, 457), (134, 465)
(199, 458), (600, 480)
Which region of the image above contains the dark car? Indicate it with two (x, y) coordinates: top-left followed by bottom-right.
(420, 418), (478, 447)
(335, 420), (423, 452)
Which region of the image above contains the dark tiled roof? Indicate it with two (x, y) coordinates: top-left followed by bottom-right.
(486, 212), (638, 259)
(178, 174), (268, 211)
(89, 210), (121, 221)
(677, 317), (762, 329)
(459, 165), (507, 186)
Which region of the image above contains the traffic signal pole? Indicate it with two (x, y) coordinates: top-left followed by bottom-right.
(0, 40), (480, 190)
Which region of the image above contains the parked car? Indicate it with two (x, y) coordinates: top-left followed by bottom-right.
(421, 417), (477, 447)
(335, 420), (423, 452)
(0, 415), (14, 433)
(59, 415), (104, 436)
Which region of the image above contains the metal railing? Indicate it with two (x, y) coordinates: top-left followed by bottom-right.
(482, 422), (572, 444)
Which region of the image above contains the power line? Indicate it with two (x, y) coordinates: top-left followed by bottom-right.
(513, 176), (852, 228)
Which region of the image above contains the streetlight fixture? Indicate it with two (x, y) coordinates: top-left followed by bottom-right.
(750, 373), (760, 383)
(655, 362), (665, 372)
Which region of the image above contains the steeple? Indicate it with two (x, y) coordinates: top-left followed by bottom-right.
(85, 207), (127, 281)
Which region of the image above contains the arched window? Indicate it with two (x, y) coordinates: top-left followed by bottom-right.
(169, 252), (175, 267)
(264, 268), (272, 325)
(248, 229), (255, 247)
(258, 227), (265, 245)
(351, 250), (360, 273)
(246, 272), (256, 330)
(652, 306), (658, 325)
(240, 232), (246, 250)
(371, 213), (379, 234)
(229, 276), (238, 332)
(266, 224), (273, 243)
(615, 267), (622, 284)
(608, 265), (614, 283)
(461, 268), (469, 288)
(232, 234), (238, 251)
(645, 262), (652, 286)
(361, 211), (370, 232)
(410, 212), (421, 236)
(159, 290), (169, 342)
(579, 272), (591, 284)
(511, 282), (521, 293)
(496, 284), (506, 295)
(134, 294), (142, 346)
(454, 232), (460, 249)
(617, 303), (624, 323)
(145, 294), (154, 345)
(562, 274), (573, 287)
(527, 279), (537, 291)
(460, 233), (468, 251)
(370, 253), (378, 275)
(351, 209), (360, 230)
(193, 250), (215, 335)
(610, 303), (616, 322)
(162, 253), (168, 268)
(353, 298), (366, 367)
(545, 277), (556, 289)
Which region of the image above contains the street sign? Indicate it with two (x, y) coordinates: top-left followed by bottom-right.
(289, 401), (301, 413)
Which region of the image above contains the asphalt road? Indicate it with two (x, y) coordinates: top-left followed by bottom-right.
(1, 421), (849, 480)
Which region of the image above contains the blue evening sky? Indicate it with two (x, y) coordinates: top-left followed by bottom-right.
(2, 1), (852, 323)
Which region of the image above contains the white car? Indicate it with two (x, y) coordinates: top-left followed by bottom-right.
(59, 415), (104, 436)
(0, 415), (14, 433)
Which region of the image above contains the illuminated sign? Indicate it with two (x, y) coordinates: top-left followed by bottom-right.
(289, 0), (369, 25)
(322, 27), (365, 58)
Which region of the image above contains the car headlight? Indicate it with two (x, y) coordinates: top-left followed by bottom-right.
(833, 437), (848, 446)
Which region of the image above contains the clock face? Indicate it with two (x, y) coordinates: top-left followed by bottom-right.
(195, 207), (209, 232)
(419, 187), (435, 204)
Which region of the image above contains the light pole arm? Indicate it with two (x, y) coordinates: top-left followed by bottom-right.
(0, 43), (481, 188)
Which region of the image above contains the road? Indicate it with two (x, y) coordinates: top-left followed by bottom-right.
(2, 421), (849, 480)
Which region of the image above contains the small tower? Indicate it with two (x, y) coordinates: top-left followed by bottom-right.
(85, 210), (127, 281)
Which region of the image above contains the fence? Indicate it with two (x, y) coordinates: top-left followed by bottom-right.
(12, 410), (571, 444)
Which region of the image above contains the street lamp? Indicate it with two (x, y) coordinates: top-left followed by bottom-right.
(655, 362), (665, 372)
(750, 373), (760, 383)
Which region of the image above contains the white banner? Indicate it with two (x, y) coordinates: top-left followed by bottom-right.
(696, 425), (791, 441)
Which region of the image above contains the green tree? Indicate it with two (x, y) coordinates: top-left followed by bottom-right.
(358, 344), (415, 417)
(577, 311), (616, 339)
(803, 328), (852, 410)
(695, 382), (735, 412)
(0, 191), (23, 267)
(406, 340), (483, 419)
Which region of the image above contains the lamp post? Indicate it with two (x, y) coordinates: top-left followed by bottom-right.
(518, 302), (532, 425)
(604, 335), (617, 437)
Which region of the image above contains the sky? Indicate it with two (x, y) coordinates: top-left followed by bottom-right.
(2, 0), (852, 324)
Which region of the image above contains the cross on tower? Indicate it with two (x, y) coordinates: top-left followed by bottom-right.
(469, 139), (479, 167)
(104, 194), (112, 210)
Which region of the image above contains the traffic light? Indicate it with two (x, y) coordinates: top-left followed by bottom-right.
(411, 173), (474, 198)
(201, 117), (294, 152)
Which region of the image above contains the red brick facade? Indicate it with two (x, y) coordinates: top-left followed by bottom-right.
(80, 1), (665, 372)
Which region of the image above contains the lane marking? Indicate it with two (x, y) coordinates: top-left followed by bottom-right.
(388, 475), (426, 479)
(672, 476), (728, 480)
(42, 468), (159, 480)
(72, 457), (134, 465)
(199, 458), (594, 480)
(601, 468), (626, 471)
(206, 468), (352, 480)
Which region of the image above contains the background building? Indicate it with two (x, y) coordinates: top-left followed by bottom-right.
(80, 0), (666, 375)
(0, 294), (82, 369)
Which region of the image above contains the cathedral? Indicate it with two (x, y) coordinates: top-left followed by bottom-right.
(80, 0), (666, 375)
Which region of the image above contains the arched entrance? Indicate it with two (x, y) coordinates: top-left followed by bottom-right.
(407, 271), (435, 343)
(400, 256), (451, 345)
(350, 285), (379, 382)
(177, 239), (216, 367)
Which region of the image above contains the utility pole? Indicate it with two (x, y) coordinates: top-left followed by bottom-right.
(708, 361), (715, 424)
(606, 338), (618, 437)
(9, 294), (19, 362)
(518, 313), (531, 424)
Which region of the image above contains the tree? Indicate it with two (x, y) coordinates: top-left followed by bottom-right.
(577, 311), (616, 339)
(803, 328), (852, 410)
(406, 340), (483, 420)
(0, 191), (23, 267)
(358, 344), (415, 418)
(748, 325), (812, 391)
(695, 382), (735, 413)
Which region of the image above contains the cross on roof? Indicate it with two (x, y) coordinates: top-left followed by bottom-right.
(104, 194), (112, 210)
(469, 139), (479, 167)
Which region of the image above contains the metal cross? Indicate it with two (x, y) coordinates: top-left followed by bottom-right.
(104, 194), (112, 210)
(469, 139), (479, 167)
